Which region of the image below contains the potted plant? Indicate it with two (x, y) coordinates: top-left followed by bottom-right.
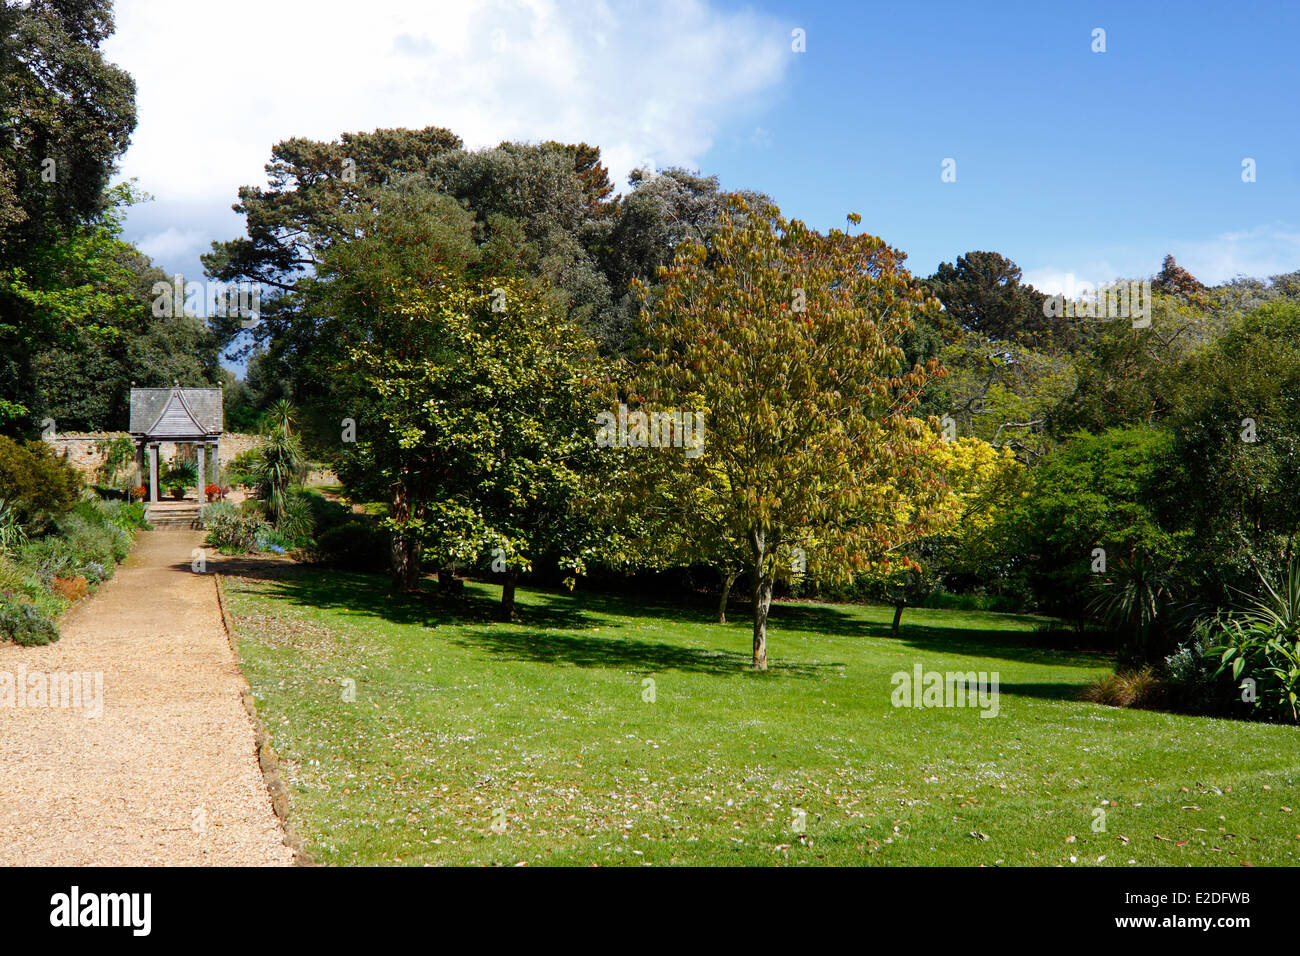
(160, 459), (198, 500)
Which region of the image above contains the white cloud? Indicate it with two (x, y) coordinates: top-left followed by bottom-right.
(1022, 267), (1125, 298)
(103, 0), (789, 212)
(135, 226), (209, 265)
(1023, 223), (1300, 295)
(1171, 224), (1300, 283)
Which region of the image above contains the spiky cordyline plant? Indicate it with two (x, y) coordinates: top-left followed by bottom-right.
(1212, 559), (1300, 721)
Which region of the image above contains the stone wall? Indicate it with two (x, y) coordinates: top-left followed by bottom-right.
(43, 431), (266, 482)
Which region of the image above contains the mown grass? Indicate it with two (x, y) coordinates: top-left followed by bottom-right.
(223, 568), (1300, 866)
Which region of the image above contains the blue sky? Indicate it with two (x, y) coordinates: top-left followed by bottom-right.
(701, 0), (1300, 290)
(104, 0), (1300, 371)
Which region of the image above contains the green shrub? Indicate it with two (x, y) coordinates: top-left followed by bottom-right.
(58, 514), (131, 567)
(1163, 624), (1234, 715)
(1207, 559), (1300, 723)
(308, 520), (390, 571)
(225, 448), (263, 487)
(238, 497), (266, 517)
(203, 502), (267, 554)
(0, 500), (28, 555)
(0, 598), (59, 646)
(0, 435), (81, 522)
(100, 500), (149, 531)
(1211, 618), (1300, 722)
(70, 499), (108, 527)
(278, 491), (316, 545)
(18, 537), (78, 583)
(0, 555), (63, 617)
(255, 526), (290, 554)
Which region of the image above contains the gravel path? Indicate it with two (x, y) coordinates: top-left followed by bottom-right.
(0, 529), (293, 866)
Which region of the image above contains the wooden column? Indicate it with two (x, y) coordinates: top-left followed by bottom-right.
(196, 443), (206, 502)
(148, 444), (159, 503)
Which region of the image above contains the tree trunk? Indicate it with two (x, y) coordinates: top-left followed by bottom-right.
(748, 528), (773, 670)
(752, 571), (773, 670)
(389, 472), (421, 592)
(717, 570), (736, 624)
(500, 569), (518, 620)
(891, 601), (905, 637)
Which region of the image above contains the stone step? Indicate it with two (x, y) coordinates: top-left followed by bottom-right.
(145, 503), (204, 530)
(149, 516), (203, 530)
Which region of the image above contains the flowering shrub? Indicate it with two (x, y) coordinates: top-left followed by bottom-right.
(0, 598), (60, 646)
(203, 503), (268, 553)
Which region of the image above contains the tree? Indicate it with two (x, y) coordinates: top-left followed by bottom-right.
(1004, 426), (1183, 621)
(0, 0), (136, 259)
(594, 166), (772, 355)
(254, 400), (307, 525)
(634, 197), (949, 669)
(1, 0), (139, 426)
(1152, 254), (1206, 301)
(875, 435), (1026, 634)
(930, 331), (1076, 464)
(927, 251), (1063, 350)
(1161, 301), (1300, 605)
(203, 129), (625, 362)
(604, 437), (750, 624)
(3, 184), (217, 432)
(344, 273), (611, 613)
(1050, 292), (1223, 436)
(302, 183), (481, 589)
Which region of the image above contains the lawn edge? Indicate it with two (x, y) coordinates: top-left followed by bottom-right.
(213, 570), (316, 867)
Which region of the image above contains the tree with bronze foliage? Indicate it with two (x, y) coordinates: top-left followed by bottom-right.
(633, 198), (950, 669)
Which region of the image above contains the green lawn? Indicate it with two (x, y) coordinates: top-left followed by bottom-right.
(223, 568), (1300, 866)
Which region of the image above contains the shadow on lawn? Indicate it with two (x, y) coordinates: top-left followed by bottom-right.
(218, 562), (837, 677)
(886, 621), (1110, 670)
(447, 627), (836, 678)
(214, 559), (1097, 681)
(215, 562), (599, 632)
(987, 681), (1090, 702)
(768, 598), (1107, 671)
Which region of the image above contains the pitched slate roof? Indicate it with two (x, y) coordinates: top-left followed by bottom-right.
(129, 387), (223, 437)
